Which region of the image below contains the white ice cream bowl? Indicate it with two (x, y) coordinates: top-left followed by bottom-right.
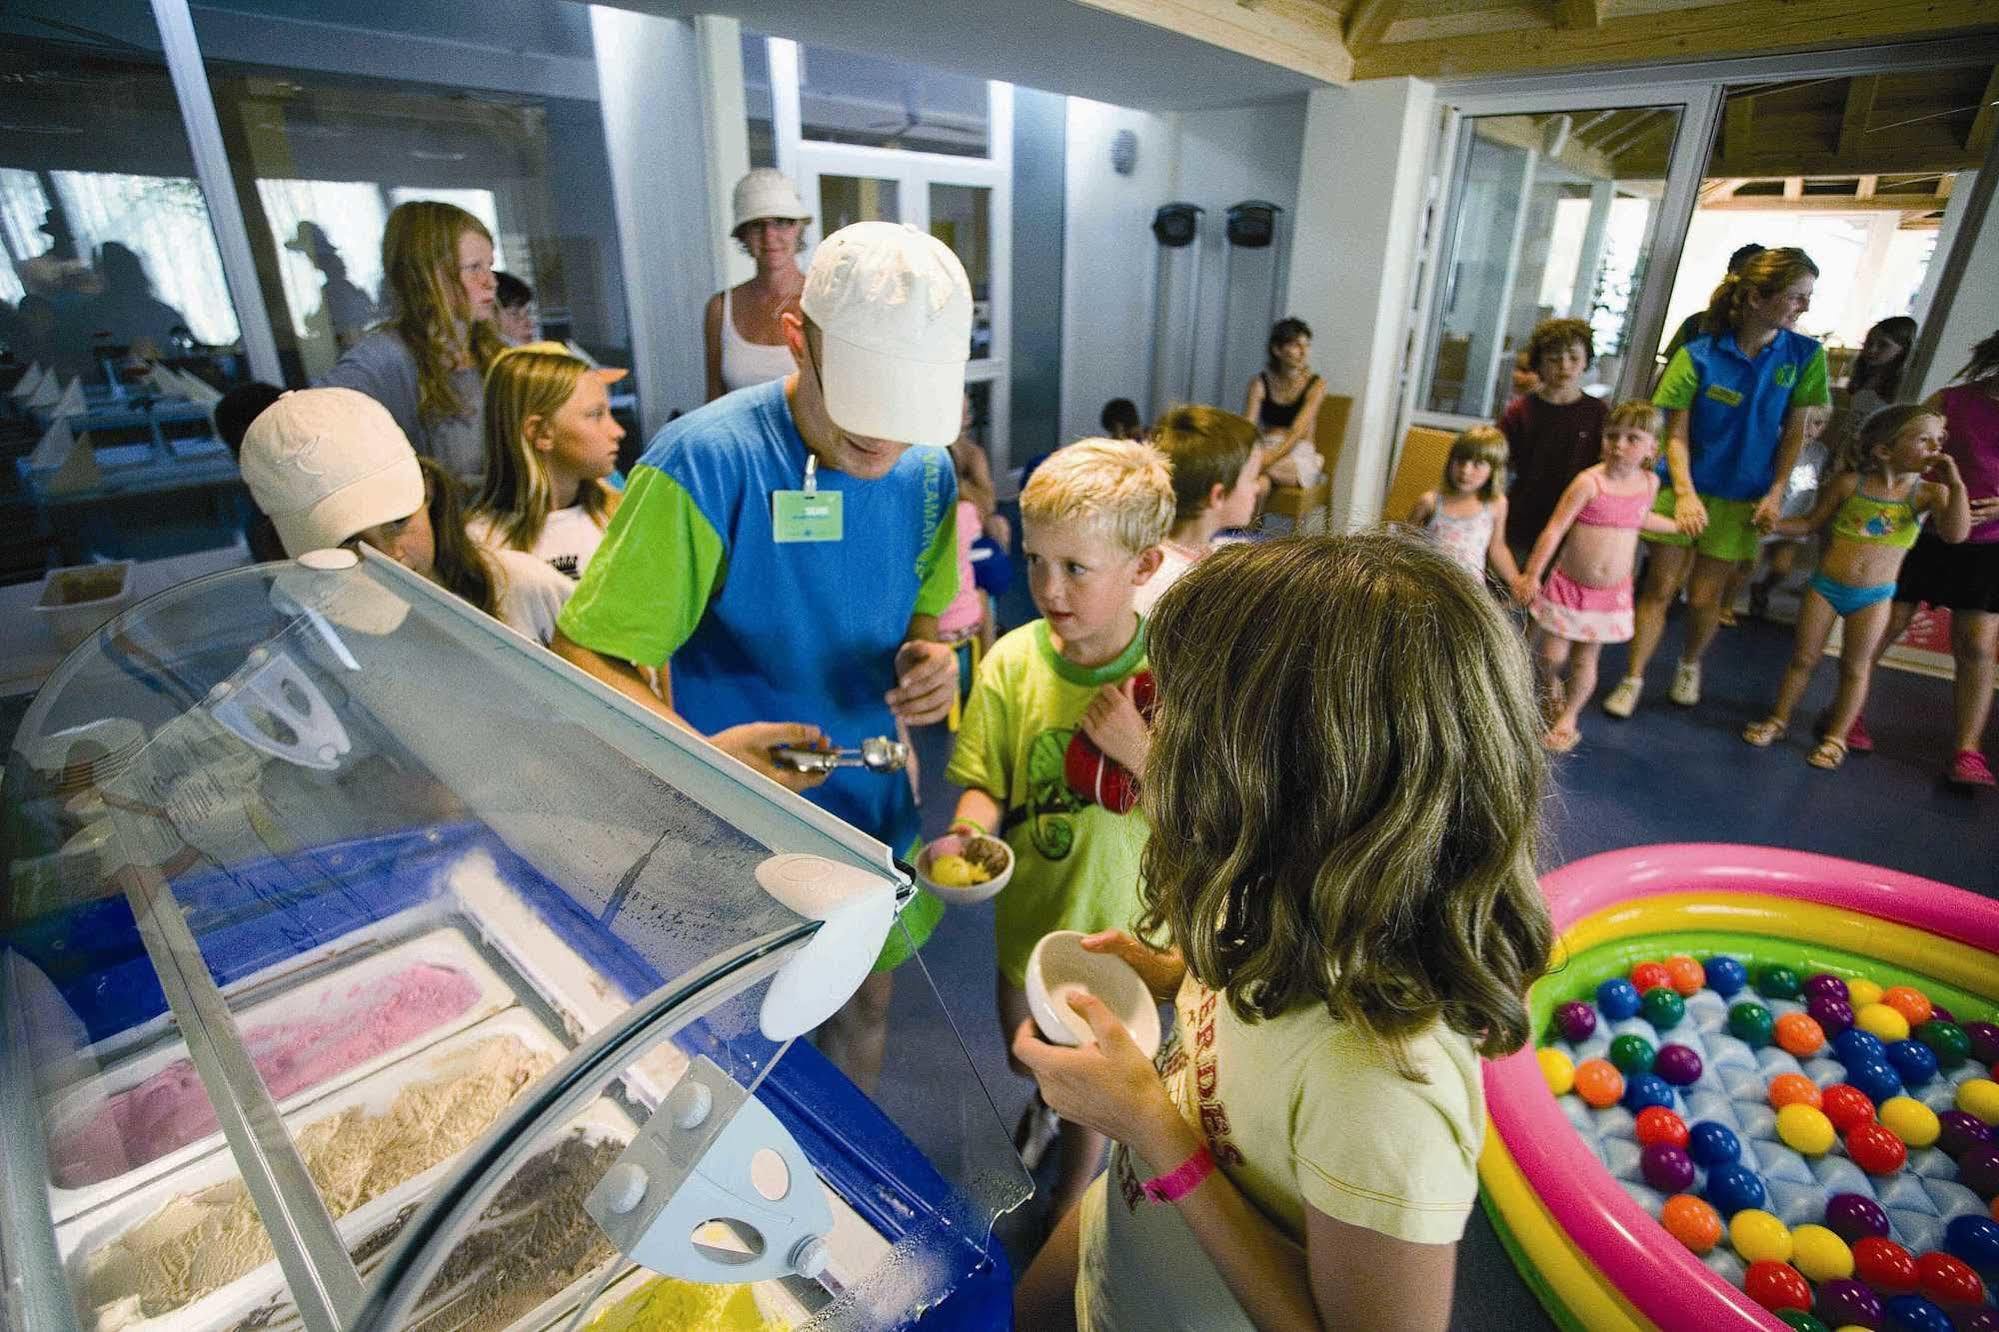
(1024, 930), (1161, 1058)
(914, 831), (1014, 906)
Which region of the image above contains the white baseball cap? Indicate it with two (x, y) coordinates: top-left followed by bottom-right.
(731, 168), (812, 233)
(800, 221), (972, 445)
(240, 388), (423, 558)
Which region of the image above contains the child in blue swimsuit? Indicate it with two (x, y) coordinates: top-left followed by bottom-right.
(1743, 404), (1970, 768)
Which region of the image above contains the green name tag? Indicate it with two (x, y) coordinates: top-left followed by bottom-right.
(772, 489), (843, 542)
(1704, 384), (1744, 407)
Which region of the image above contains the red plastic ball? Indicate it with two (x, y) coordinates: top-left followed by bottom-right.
(1664, 954), (1706, 996)
(1916, 1251), (1985, 1307)
(1822, 1083), (1878, 1133)
(1631, 961), (1672, 994)
(1853, 1236), (1919, 1292)
(1847, 1121), (1909, 1174)
(1635, 1105), (1690, 1149)
(1743, 1260), (1813, 1312)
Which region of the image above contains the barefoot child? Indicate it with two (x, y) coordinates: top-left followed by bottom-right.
(1516, 402), (1679, 752)
(1742, 404), (1970, 769)
(1408, 425), (1523, 592)
(945, 437), (1174, 1224)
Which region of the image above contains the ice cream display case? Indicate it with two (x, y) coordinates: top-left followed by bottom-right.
(1, 548), (1030, 1332)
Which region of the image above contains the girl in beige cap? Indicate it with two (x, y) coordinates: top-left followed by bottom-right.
(704, 169), (813, 401)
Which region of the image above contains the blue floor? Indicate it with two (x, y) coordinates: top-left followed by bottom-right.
(880, 540), (1999, 1329)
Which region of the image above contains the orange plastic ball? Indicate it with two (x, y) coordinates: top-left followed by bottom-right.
(1662, 1193), (1723, 1254)
(1881, 985), (1933, 1028)
(1774, 1012), (1827, 1058)
(1768, 1072), (1823, 1111)
(1664, 955), (1706, 997)
(1575, 1058), (1625, 1109)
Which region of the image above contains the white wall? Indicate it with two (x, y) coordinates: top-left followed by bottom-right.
(1286, 77), (1437, 530)
(1920, 179), (1999, 399)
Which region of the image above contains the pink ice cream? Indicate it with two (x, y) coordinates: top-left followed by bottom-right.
(49, 961), (481, 1188)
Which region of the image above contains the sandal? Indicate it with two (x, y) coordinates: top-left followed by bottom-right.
(1807, 737), (1848, 771)
(1741, 719), (1788, 748)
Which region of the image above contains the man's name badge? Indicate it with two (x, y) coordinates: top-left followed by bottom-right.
(773, 489), (843, 542)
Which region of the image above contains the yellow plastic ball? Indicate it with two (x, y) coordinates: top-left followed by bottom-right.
(1790, 1223), (1854, 1282)
(1846, 977), (1884, 1008)
(1776, 1102), (1837, 1156)
(1959, 1077), (1999, 1126)
(1538, 1047), (1576, 1097)
(1878, 1095), (1942, 1148)
(1854, 1002), (1911, 1043)
(1729, 1208), (1792, 1265)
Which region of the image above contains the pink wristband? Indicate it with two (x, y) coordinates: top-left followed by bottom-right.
(1141, 1143), (1215, 1204)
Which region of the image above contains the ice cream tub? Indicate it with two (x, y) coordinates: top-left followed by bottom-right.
(42, 927), (518, 1225)
(570, 1265), (808, 1332)
(57, 1008), (569, 1332)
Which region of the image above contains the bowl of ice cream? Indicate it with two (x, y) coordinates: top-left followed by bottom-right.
(915, 831), (1013, 905)
(1024, 930), (1162, 1058)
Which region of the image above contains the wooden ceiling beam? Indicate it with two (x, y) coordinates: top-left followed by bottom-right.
(1701, 194), (1948, 213)
(1351, 0), (1996, 81)
(1856, 174), (1878, 198)
(1343, 0), (1400, 54)
(1970, 65), (1999, 154)
(1552, 0), (1602, 30)
(1708, 144), (1985, 178)
(1837, 76), (1879, 158)
(1068, 0), (1356, 83)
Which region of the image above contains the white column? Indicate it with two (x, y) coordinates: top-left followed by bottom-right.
(1569, 178), (1617, 321)
(695, 17), (754, 293)
(1917, 175), (1999, 399)
(1285, 77), (1437, 530)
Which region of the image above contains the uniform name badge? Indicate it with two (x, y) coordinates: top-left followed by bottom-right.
(772, 454), (843, 542)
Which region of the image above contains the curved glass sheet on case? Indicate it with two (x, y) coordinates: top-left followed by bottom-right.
(1, 552), (1028, 1332)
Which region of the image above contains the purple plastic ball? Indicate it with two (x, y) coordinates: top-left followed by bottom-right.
(1939, 1111), (1997, 1159)
(1961, 1142), (1999, 1200)
(1804, 972), (1851, 1001)
(1554, 1001), (1598, 1044)
(1959, 1311), (1999, 1332)
(1815, 1277), (1884, 1330)
(1652, 1043), (1704, 1087)
(1808, 993), (1856, 1037)
(1640, 1142), (1695, 1193)
(1930, 1003), (1956, 1025)
(1823, 1191), (1891, 1243)
(1967, 1020), (1999, 1066)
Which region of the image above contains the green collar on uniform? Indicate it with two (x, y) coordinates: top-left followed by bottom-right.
(1034, 616), (1147, 686)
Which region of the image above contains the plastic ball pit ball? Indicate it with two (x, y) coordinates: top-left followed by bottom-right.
(1915, 1251), (1983, 1307)
(1968, 1021), (1999, 1066)
(1641, 1142), (1696, 1193)
(1759, 965), (1805, 1001)
(1857, 1002), (1913, 1043)
(1962, 1143), (1999, 1200)
(1940, 1110), (1997, 1158)
(1961, 1077), (1999, 1126)
(1596, 977), (1642, 1020)
(1631, 961), (1672, 994)
(1882, 1294), (1955, 1332)
(1703, 954), (1748, 998)
(1824, 1193), (1892, 1243)
(1688, 1120), (1743, 1168)
(1946, 1213), (1999, 1271)
(1537, 1047), (1575, 1095)
(1963, 1311), (1999, 1332)
(1789, 1224), (1853, 1282)
(1854, 1236), (1920, 1292)
(1634, 1105), (1689, 1149)
(1731, 1002), (1778, 1047)
(1881, 985), (1933, 1028)
(1885, 1039), (1939, 1087)
(1662, 1193), (1722, 1253)
(1774, 1312), (1828, 1332)
(1621, 1072), (1675, 1113)
(1877, 1096), (1941, 1149)
(1640, 986), (1687, 1031)
(1553, 1000), (1597, 1043)
(1775, 1011), (1827, 1058)
(1777, 1103), (1837, 1155)
(1808, 993), (1856, 1036)
(1804, 972), (1851, 1002)
(1574, 1058), (1624, 1108)
(1769, 1072), (1823, 1111)
(1816, 1277), (1884, 1329)
(1608, 1032), (1656, 1075)
(1652, 1043), (1703, 1087)
(1730, 1208), (1793, 1263)
(1744, 1259), (1812, 1312)
(1664, 954), (1705, 996)
(1917, 1019), (1971, 1069)
(1848, 977), (1885, 1008)
(1705, 1162), (1767, 1216)
(1832, 1027), (1888, 1065)
(1847, 1059), (1905, 1106)
(1845, 1121), (1910, 1174)
(1821, 1084), (1877, 1133)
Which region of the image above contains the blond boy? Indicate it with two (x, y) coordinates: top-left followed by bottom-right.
(944, 436), (1173, 1218)
(1136, 405), (1263, 616)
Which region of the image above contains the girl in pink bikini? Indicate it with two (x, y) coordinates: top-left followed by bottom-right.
(1516, 401), (1680, 752)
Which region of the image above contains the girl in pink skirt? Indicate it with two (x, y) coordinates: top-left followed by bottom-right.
(1515, 401), (1679, 752)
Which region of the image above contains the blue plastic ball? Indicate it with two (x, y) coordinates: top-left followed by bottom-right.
(1703, 955), (1747, 998)
(1687, 1120), (1742, 1168)
(1703, 1162), (1766, 1217)
(1945, 1212), (1999, 1272)
(1831, 1027), (1888, 1065)
(1884, 1039), (1939, 1087)
(1882, 1294), (1955, 1332)
(1596, 978), (1642, 1021)
(1621, 1073), (1675, 1113)
(1847, 1058), (1905, 1105)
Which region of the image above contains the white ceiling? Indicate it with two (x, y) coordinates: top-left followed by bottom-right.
(615, 0), (1328, 111)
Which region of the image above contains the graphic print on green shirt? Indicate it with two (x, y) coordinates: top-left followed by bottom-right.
(1023, 728), (1084, 860)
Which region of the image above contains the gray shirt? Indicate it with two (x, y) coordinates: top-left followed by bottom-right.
(320, 329), (485, 488)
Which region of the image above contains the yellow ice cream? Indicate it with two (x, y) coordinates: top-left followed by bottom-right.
(585, 1276), (785, 1332)
(926, 854), (990, 888)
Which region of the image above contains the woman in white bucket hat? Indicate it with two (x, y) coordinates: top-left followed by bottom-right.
(704, 168), (814, 401)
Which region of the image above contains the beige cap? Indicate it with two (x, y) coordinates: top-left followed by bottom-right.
(800, 221), (971, 445)
(732, 168), (812, 232)
(240, 388), (423, 558)
(508, 340), (628, 383)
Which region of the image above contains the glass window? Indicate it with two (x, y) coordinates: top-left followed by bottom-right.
(818, 175), (901, 233)
(1419, 108), (1683, 417)
(741, 31), (776, 170)
(797, 43), (989, 159)
(931, 184), (992, 359)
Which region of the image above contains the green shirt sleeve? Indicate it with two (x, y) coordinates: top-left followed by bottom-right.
(1653, 347), (1700, 410)
(1791, 345), (1831, 408)
(913, 501), (960, 618)
(556, 466), (724, 667)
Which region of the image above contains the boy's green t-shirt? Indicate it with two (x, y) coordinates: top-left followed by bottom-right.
(946, 618), (1151, 988)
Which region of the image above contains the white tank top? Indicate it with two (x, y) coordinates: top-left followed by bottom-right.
(719, 288), (796, 393)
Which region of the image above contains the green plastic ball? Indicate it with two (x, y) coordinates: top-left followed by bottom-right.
(1640, 987), (1687, 1031)
(1774, 1311), (1828, 1332)
(1729, 1001), (1776, 1047)
(1757, 964), (1803, 1000)
(1608, 1033), (1656, 1075)
(1916, 1019), (1971, 1069)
